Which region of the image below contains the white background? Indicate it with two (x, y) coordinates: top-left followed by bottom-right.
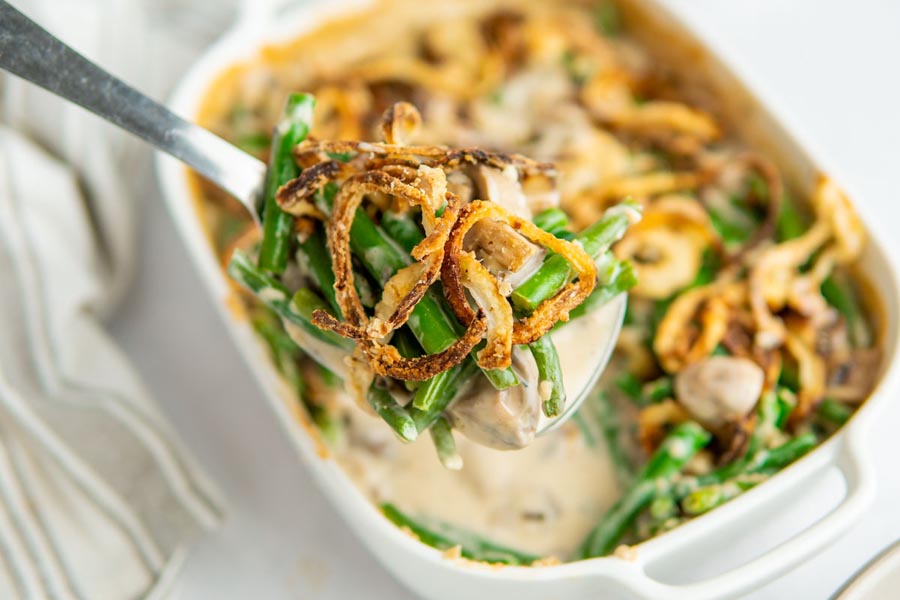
(109, 0), (900, 597)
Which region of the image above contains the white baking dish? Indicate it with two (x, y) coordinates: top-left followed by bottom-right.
(155, 1), (900, 598)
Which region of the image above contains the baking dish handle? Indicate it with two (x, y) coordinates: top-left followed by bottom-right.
(614, 428), (875, 600)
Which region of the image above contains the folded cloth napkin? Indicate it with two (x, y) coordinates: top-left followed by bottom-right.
(0, 0), (226, 598)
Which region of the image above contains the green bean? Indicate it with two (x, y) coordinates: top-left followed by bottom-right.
(411, 359), (480, 433)
(572, 411), (597, 447)
(380, 503), (540, 565)
(644, 376), (674, 404)
(528, 334), (566, 417)
(345, 202), (519, 391)
(591, 391), (635, 486)
(367, 385), (418, 443)
(648, 494), (677, 522)
(709, 208), (751, 246)
(779, 355), (801, 392)
(644, 492), (680, 536)
(250, 307), (301, 358)
(391, 328), (423, 392)
(753, 433), (817, 471)
(678, 432), (817, 499)
(565, 259), (638, 321)
(250, 307), (342, 443)
(702, 391), (781, 484)
(593, 0), (621, 37)
(297, 224), (377, 311)
(776, 193), (808, 242)
(817, 398), (853, 426)
(681, 478), (757, 516)
(822, 273), (871, 348)
(430, 417), (463, 470)
(411, 370), (456, 411)
(512, 202), (639, 314)
(774, 387), (796, 429)
(228, 250), (353, 351)
(614, 372), (644, 405)
(532, 208), (571, 237)
(258, 93), (315, 273)
(578, 422), (711, 558)
(692, 248), (720, 289)
(236, 132), (271, 154)
(381, 209), (425, 254)
(376, 208), (519, 391)
(679, 433), (818, 515)
(297, 226), (341, 315)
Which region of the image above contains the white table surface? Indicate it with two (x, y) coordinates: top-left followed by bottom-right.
(108, 0), (900, 597)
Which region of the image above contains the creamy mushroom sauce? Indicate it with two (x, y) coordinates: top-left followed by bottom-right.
(195, 0), (882, 562)
(340, 357), (621, 558)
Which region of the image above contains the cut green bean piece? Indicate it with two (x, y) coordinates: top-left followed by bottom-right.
(393, 328), (424, 393)
(822, 273), (871, 348)
(649, 494), (677, 522)
(528, 335), (566, 417)
(297, 226), (341, 315)
(614, 372), (643, 404)
(258, 93), (315, 273)
(817, 398), (853, 426)
(594, 0), (621, 37)
(709, 208), (751, 246)
(754, 433), (817, 471)
(236, 132), (271, 154)
(592, 392), (634, 486)
(382, 209), (425, 254)
(776, 193), (807, 242)
(578, 422), (711, 558)
(644, 376), (674, 404)
(411, 369), (455, 411)
(375, 208), (519, 390)
(430, 417), (463, 470)
(380, 503), (540, 565)
(410, 360), (479, 433)
(532, 208), (570, 237)
(682, 478), (756, 516)
(566, 260), (637, 322)
(513, 202), (639, 314)
(367, 385), (417, 443)
(250, 307), (342, 443)
(228, 250), (353, 351)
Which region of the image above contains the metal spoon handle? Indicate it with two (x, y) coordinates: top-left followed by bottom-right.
(0, 0), (265, 214)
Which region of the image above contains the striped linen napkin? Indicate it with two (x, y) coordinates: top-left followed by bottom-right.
(0, 0), (230, 597)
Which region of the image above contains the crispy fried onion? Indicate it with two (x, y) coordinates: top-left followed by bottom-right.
(310, 168), (483, 381)
(654, 279), (746, 373)
(273, 104), (570, 380)
(381, 101), (422, 145)
(700, 152), (784, 261)
(784, 330), (827, 420)
(442, 200), (598, 369)
(615, 195), (717, 299)
(748, 177), (865, 349)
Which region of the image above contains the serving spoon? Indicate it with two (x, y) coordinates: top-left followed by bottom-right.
(0, 0), (624, 437)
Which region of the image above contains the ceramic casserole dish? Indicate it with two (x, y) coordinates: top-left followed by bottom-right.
(156, 1), (900, 598)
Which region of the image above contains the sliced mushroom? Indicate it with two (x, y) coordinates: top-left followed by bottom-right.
(464, 166), (545, 288)
(674, 356), (764, 428)
(464, 218), (542, 282)
(472, 165), (531, 218)
(447, 349), (541, 450)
